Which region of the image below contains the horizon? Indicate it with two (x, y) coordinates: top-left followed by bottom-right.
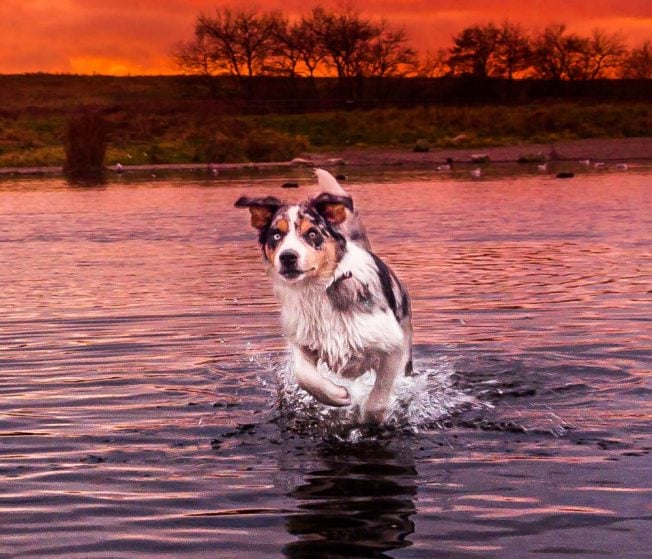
(1, 1), (651, 76)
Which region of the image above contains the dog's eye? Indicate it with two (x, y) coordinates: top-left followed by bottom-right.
(272, 232), (282, 241)
(305, 228), (323, 248)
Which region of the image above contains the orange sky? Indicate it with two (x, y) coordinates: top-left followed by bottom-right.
(1, 0), (650, 75)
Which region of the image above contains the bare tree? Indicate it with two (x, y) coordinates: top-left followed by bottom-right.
(294, 15), (327, 80)
(532, 24), (590, 80)
(194, 10), (242, 80)
(620, 41), (652, 78)
(174, 34), (222, 77)
(267, 15), (303, 77)
(495, 21), (532, 80)
(178, 7), (280, 91)
(447, 23), (502, 78)
(311, 7), (379, 79)
(363, 22), (418, 79)
(583, 29), (627, 79)
(271, 15), (332, 81)
(419, 48), (451, 77)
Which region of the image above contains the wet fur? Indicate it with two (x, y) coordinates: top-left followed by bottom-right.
(235, 170), (412, 423)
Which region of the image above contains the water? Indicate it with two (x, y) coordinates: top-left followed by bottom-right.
(0, 167), (650, 558)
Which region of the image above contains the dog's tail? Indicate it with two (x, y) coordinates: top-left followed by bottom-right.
(314, 168), (371, 250)
(314, 168), (348, 196)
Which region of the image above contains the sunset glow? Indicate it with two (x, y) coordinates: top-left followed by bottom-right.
(1, 0), (650, 75)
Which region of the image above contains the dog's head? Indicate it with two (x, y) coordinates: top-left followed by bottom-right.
(235, 192), (353, 284)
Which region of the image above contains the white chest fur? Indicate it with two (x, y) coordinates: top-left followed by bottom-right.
(273, 244), (404, 371)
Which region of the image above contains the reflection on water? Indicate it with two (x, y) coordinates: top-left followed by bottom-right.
(283, 442), (416, 558)
(0, 168), (650, 557)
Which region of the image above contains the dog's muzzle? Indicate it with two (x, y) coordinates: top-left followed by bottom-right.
(279, 250), (302, 279)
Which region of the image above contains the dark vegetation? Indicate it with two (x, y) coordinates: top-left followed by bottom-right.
(0, 73), (650, 168)
(62, 111), (108, 179)
(0, 5), (649, 168)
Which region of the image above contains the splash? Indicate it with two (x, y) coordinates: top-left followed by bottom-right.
(274, 353), (476, 438)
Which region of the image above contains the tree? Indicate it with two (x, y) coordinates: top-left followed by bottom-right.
(267, 15), (303, 78)
(447, 23), (502, 78)
(176, 7), (280, 91)
(294, 14), (327, 80)
(364, 22), (418, 79)
(173, 33), (221, 77)
(532, 24), (590, 80)
(195, 10), (242, 79)
(495, 21), (532, 80)
(583, 29), (627, 79)
(532, 25), (627, 80)
(311, 7), (379, 80)
(620, 41), (652, 78)
(419, 48), (451, 77)
(307, 6), (383, 97)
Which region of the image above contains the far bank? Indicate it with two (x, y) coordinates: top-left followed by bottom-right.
(1, 137), (650, 177)
(1, 101), (651, 170)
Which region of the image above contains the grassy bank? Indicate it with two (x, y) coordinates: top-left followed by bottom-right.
(0, 76), (650, 167)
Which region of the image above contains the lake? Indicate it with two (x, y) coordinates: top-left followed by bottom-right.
(1, 166), (650, 558)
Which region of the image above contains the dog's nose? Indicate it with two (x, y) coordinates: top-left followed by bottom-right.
(279, 250), (299, 268)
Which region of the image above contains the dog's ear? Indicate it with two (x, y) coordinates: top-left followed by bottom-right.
(234, 196), (283, 230)
(312, 193), (354, 225)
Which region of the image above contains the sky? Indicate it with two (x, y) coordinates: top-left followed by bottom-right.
(1, 0), (650, 75)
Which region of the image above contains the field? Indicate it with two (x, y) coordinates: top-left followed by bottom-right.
(0, 74), (650, 167)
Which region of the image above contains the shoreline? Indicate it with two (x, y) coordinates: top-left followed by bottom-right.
(1, 137), (650, 176)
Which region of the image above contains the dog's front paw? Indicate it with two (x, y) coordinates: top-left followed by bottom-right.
(362, 406), (388, 425)
(329, 385), (352, 407)
(306, 383), (351, 407)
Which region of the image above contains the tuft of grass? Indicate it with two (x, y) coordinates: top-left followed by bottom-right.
(244, 129), (309, 162)
(192, 124), (309, 163)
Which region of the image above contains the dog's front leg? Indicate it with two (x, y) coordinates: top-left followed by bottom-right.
(363, 348), (408, 424)
(292, 345), (351, 407)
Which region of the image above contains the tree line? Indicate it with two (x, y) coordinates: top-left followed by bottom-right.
(174, 6), (417, 90)
(174, 6), (652, 95)
(430, 22), (651, 81)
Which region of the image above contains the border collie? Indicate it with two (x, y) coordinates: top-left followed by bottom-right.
(235, 169), (412, 423)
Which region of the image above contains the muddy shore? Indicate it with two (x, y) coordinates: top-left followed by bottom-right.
(313, 137), (652, 166)
(1, 137), (650, 176)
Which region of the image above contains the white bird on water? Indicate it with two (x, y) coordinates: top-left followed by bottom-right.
(116, 162), (123, 173)
(470, 168), (482, 178)
(537, 163), (548, 172)
(579, 159), (590, 166)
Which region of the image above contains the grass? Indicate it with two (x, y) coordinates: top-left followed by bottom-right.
(0, 75), (650, 167)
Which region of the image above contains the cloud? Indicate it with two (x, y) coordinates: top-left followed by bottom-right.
(0, 0), (649, 74)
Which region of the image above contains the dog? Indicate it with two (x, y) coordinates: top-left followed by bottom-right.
(235, 169), (412, 423)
